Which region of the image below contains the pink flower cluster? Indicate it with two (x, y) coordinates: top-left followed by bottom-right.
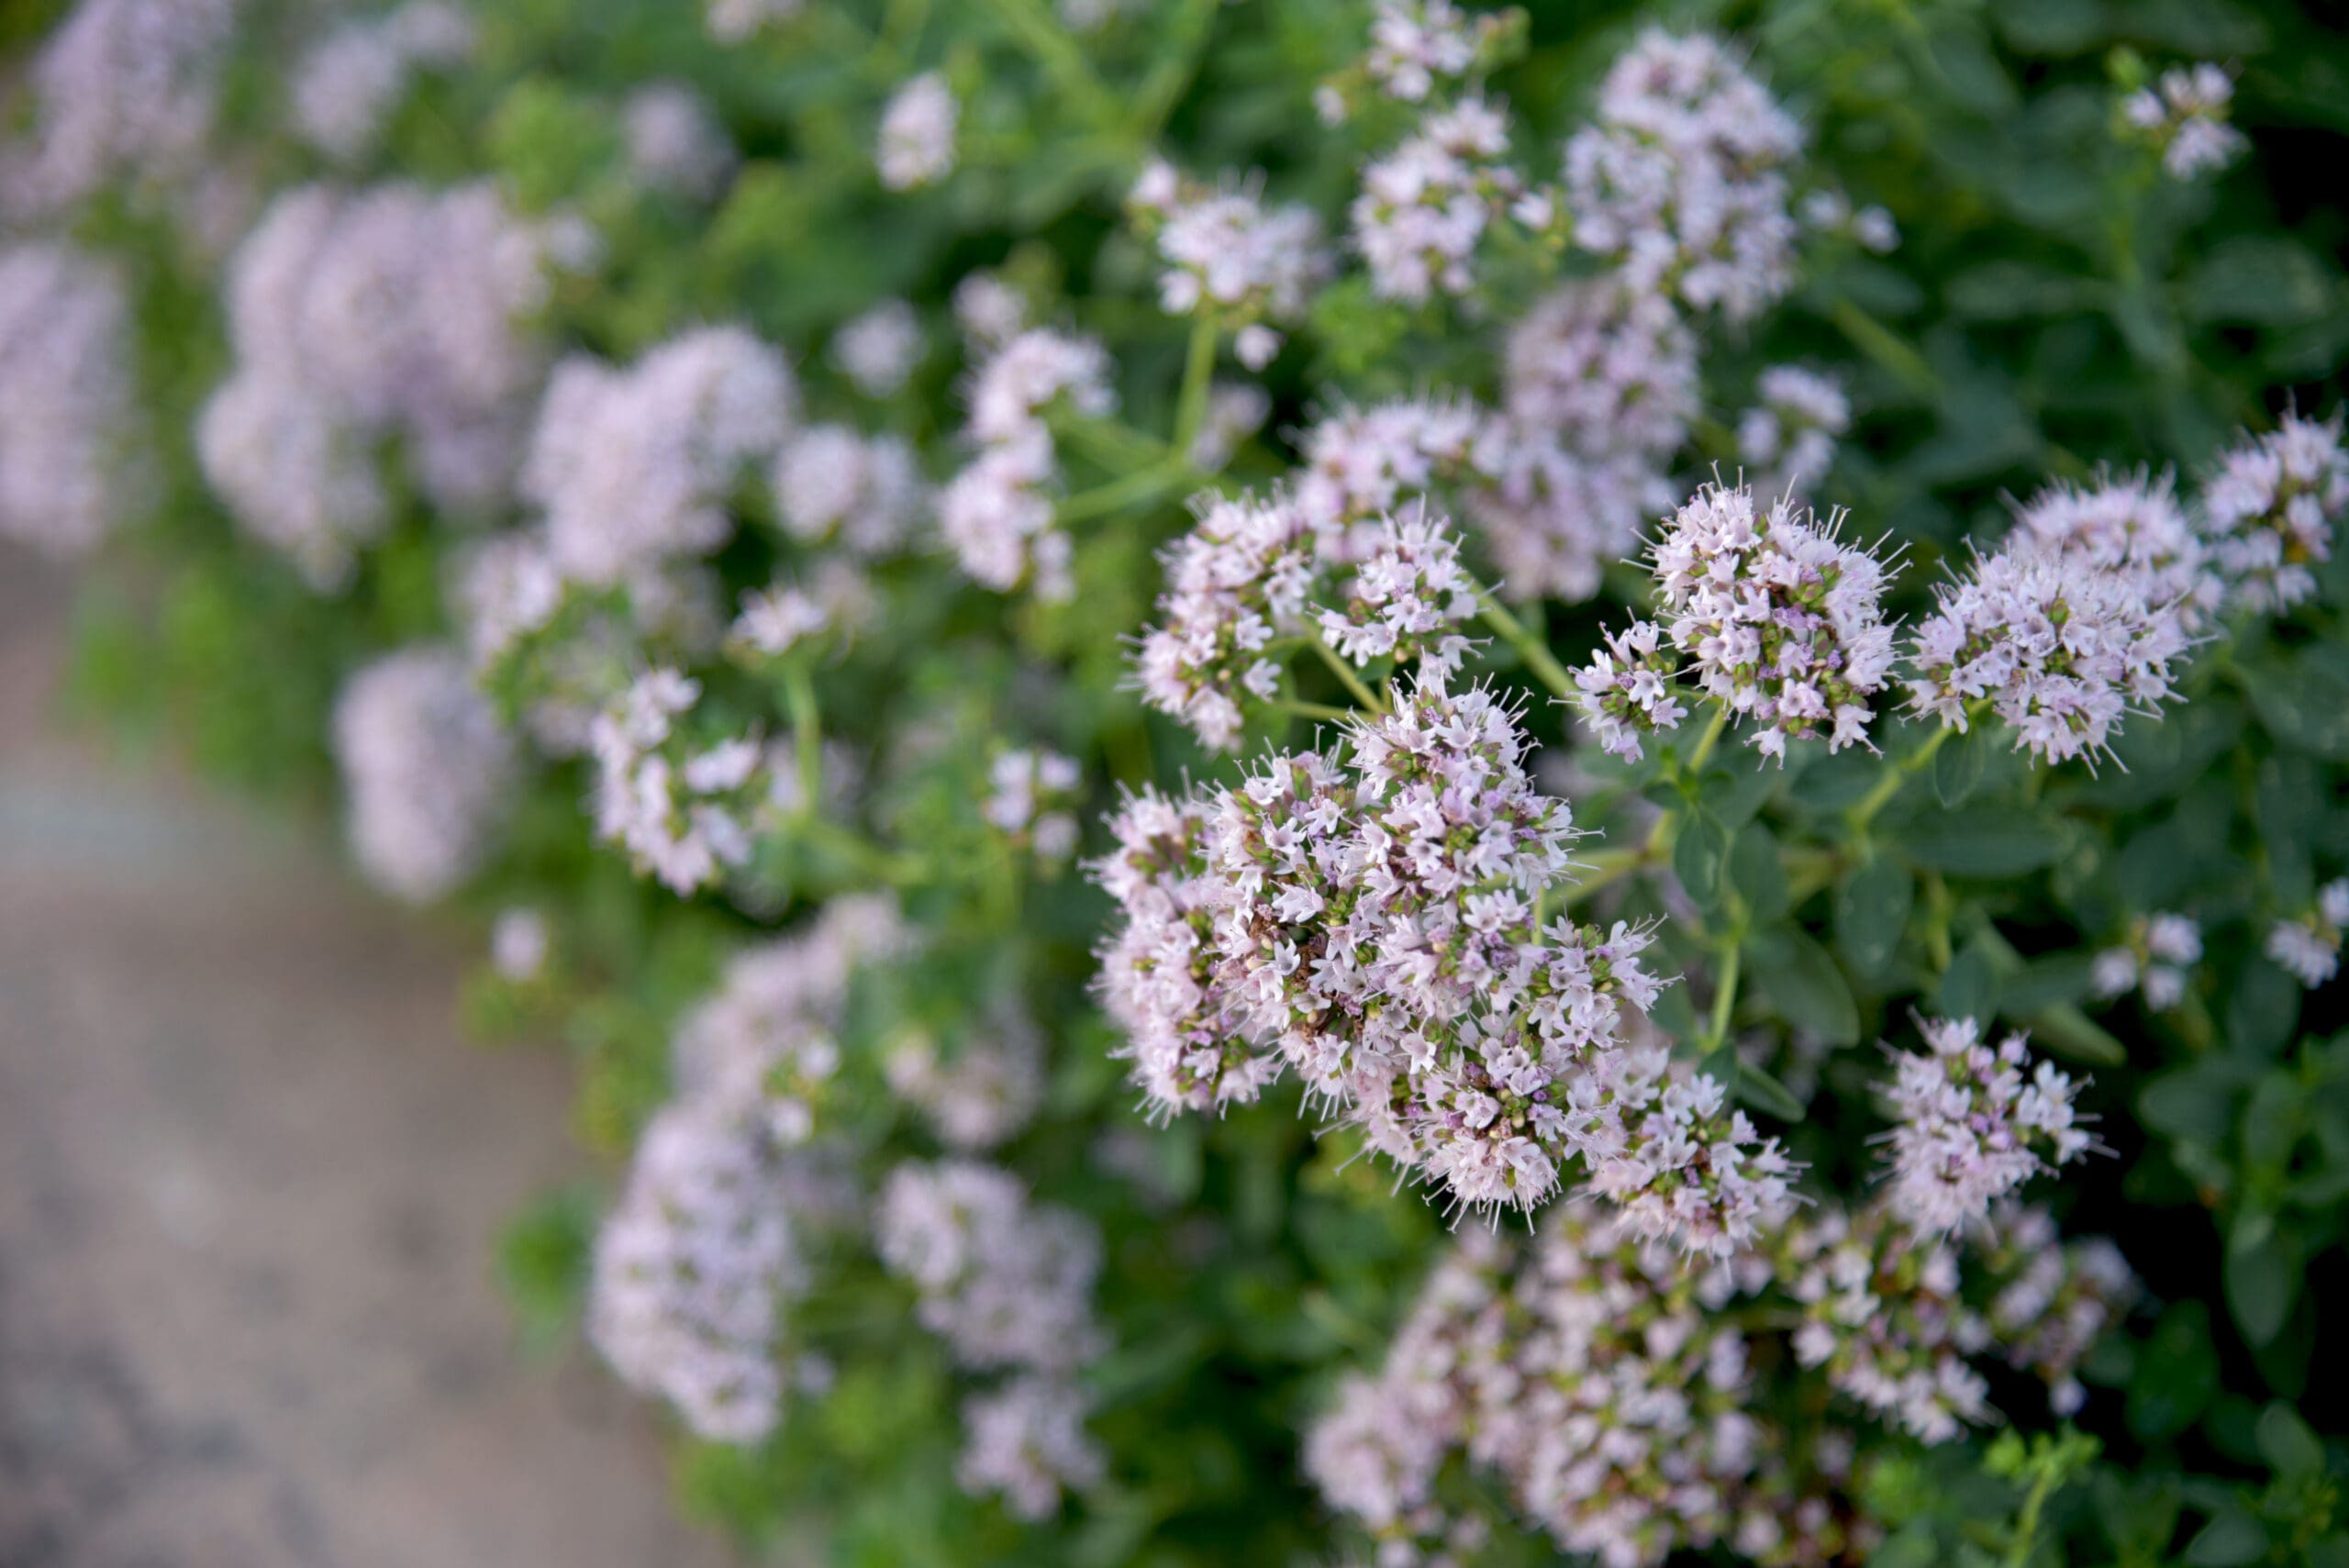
(332, 645), (518, 904)
(2202, 412), (2349, 615)
(939, 328), (1116, 602)
(1879, 1017), (2094, 1237)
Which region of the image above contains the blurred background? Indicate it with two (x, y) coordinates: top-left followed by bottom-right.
(0, 544), (724, 1565)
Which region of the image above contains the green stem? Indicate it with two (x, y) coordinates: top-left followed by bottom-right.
(1308, 635), (1388, 715)
(980, 0), (1119, 124)
(1475, 588), (1577, 702)
(1705, 941), (1742, 1049)
(1275, 697), (1354, 724)
(2001, 1465), (2060, 1568)
(1849, 720), (1956, 830)
(1562, 843), (1649, 909)
(783, 662), (823, 817)
(1685, 703), (1731, 773)
(1058, 459), (1188, 524)
(1170, 313), (1219, 456)
(1829, 298), (1938, 402)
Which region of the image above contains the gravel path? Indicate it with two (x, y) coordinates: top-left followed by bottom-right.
(0, 548), (731, 1568)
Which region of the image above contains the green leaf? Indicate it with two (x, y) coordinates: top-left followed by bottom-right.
(1729, 824), (1790, 923)
(2184, 1508), (2271, 1566)
(2254, 1402), (2324, 1477)
(2184, 236), (2340, 327)
(2224, 1226), (2299, 1346)
(2023, 1004), (2129, 1066)
(1675, 810), (1730, 910)
(1932, 724), (1987, 807)
(1746, 925), (1862, 1046)
(1735, 1061), (1809, 1121)
(2128, 1301), (2221, 1441)
(1898, 806), (2070, 878)
(2241, 647), (2349, 760)
(1938, 943), (2000, 1026)
(1835, 853), (1914, 977)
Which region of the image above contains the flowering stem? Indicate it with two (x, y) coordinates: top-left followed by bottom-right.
(1170, 313), (1219, 456)
(1684, 703), (1731, 773)
(1308, 635), (1388, 715)
(1848, 717), (1963, 830)
(1704, 940), (1742, 1050)
(1058, 459), (1191, 524)
(1275, 697), (1355, 724)
(981, 0), (1119, 126)
(1563, 843), (1649, 907)
(783, 662), (823, 817)
(1475, 589), (1577, 702)
(1829, 297), (1938, 401)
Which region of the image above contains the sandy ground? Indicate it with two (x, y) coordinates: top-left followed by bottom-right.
(0, 546), (732, 1567)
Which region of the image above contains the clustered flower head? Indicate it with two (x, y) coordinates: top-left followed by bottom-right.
(1, 0), (241, 218)
(1129, 161), (1331, 363)
(672, 895), (909, 1145)
(292, 2), (473, 164)
(490, 906), (551, 983)
(525, 324), (796, 588)
(0, 242), (135, 558)
(1572, 619), (1685, 762)
(1786, 1199), (2131, 1443)
(704, 0), (799, 43)
(1132, 492), (1486, 751)
(1102, 676), (1724, 1225)
(1296, 395), (1496, 550)
(1351, 95), (1527, 304)
(1363, 0), (1490, 104)
(2012, 470), (2219, 630)
(332, 646), (518, 904)
(1906, 529), (2192, 766)
(2266, 877), (2349, 989)
(832, 298), (924, 398)
(590, 896), (902, 1443)
(1308, 1215), (1781, 1568)
(1736, 365), (1851, 503)
(587, 665), (801, 894)
(202, 181), (585, 586)
(1579, 482), (1898, 763)
(939, 327), (1116, 602)
(985, 749), (1085, 866)
(885, 1002), (1046, 1152)
(876, 71), (957, 190)
(624, 82), (738, 200)
(729, 560), (877, 661)
(1471, 280), (1694, 601)
(2200, 412), (2349, 615)
(876, 1160), (1107, 1517)
(2122, 63), (2247, 181)
(773, 423), (928, 556)
(1187, 380), (1273, 472)
(1564, 29), (1805, 322)
(1879, 1017), (2093, 1236)
(2091, 912), (2201, 1011)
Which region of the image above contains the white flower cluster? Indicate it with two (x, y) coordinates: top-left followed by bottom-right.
(1906, 517), (2194, 767)
(525, 324), (796, 588)
(2122, 63), (2247, 181)
(1880, 1017), (2093, 1237)
(885, 1003), (1046, 1152)
(1352, 96), (1527, 304)
(1575, 482), (1898, 763)
(292, 2), (474, 164)
(985, 749), (1084, 866)
(673, 895), (910, 1146)
(1787, 1199), (2132, 1443)
(1308, 1216), (1790, 1568)
(1187, 380), (1273, 472)
(590, 896), (903, 1443)
(875, 1160), (1107, 1518)
(2012, 470), (2219, 630)
(2266, 877), (2349, 989)
(1564, 29), (1805, 322)
(1132, 494), (1480, 751)
(490, 906), (550, 983)
(625, 83), (738, 201)
(1129, 161), (1332, 365)
(1297, 395), (1495, 549)
(705, 0), (799, 43)
(2091, 912), (2201, 1011)
(201, 181), (583, 586)
(331, 646), (518, 904)
(940, 328), (1117, 602)
(876, 72), (957, 191)
(589, 1098), (808, 1443)
(774, 423), (929, 555)
(1364, 0), (1485, 103)
(1098, 678), (1720, 1224)
(2201, 412), (2349, 614)
(832, 298), (923, 398)
(1586, 1055), (1801, 1261)
(0, 242), (135, 558)
(0, 0), (241, 218)
(1735, 366), (1851, 503)
(730, 560), (877, 661)
(1471, 281), (1695, 601)
(587, 666), (796, 894)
